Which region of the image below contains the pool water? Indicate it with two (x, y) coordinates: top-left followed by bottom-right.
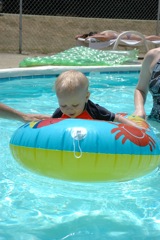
(0, 71), (160, 239)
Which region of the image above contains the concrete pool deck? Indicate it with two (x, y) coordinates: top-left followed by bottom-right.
(0, 53), (34, 69)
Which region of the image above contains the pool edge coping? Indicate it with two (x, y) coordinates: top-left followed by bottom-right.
(0, 64), (141, 78)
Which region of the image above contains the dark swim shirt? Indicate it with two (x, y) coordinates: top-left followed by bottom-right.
(52, 99), (115, 121)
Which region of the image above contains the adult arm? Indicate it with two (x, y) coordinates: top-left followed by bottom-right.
(133, 49), (157, 119)
(0, 103), (50, 122)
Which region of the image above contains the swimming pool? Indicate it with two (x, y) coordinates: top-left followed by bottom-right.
(0, 66), (160, 239)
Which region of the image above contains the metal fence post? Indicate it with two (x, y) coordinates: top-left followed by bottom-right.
(0, 0), (3, 16)
(156, 0), (160, 35)
(19, 0), (23, 53)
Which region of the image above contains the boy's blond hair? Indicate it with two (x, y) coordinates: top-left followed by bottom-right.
(55, 70), (89, 96)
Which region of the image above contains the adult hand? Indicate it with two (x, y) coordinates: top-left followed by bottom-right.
(132, 110), (146, 120)
(21, 113), (50, 122)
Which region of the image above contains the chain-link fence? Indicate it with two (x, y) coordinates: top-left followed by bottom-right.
(0, 0), (160, 54)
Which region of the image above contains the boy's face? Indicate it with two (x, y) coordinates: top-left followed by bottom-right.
(57, 88), (90, 118)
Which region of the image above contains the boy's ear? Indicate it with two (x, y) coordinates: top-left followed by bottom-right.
(86, 91), (90, 102)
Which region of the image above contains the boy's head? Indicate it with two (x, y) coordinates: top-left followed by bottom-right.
(55, 70), (90, 118)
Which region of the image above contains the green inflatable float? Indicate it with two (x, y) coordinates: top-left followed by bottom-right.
(19, 46), (139, 67)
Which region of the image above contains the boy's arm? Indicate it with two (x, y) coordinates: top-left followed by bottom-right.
(114, 114), (140, 128)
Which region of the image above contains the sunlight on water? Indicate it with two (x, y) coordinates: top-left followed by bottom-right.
(0, 71), (160, 240)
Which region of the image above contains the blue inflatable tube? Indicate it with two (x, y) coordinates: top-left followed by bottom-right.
(10, 117), (160, 182)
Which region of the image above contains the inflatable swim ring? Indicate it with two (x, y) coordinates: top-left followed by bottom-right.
(10, 116), (160, 182)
